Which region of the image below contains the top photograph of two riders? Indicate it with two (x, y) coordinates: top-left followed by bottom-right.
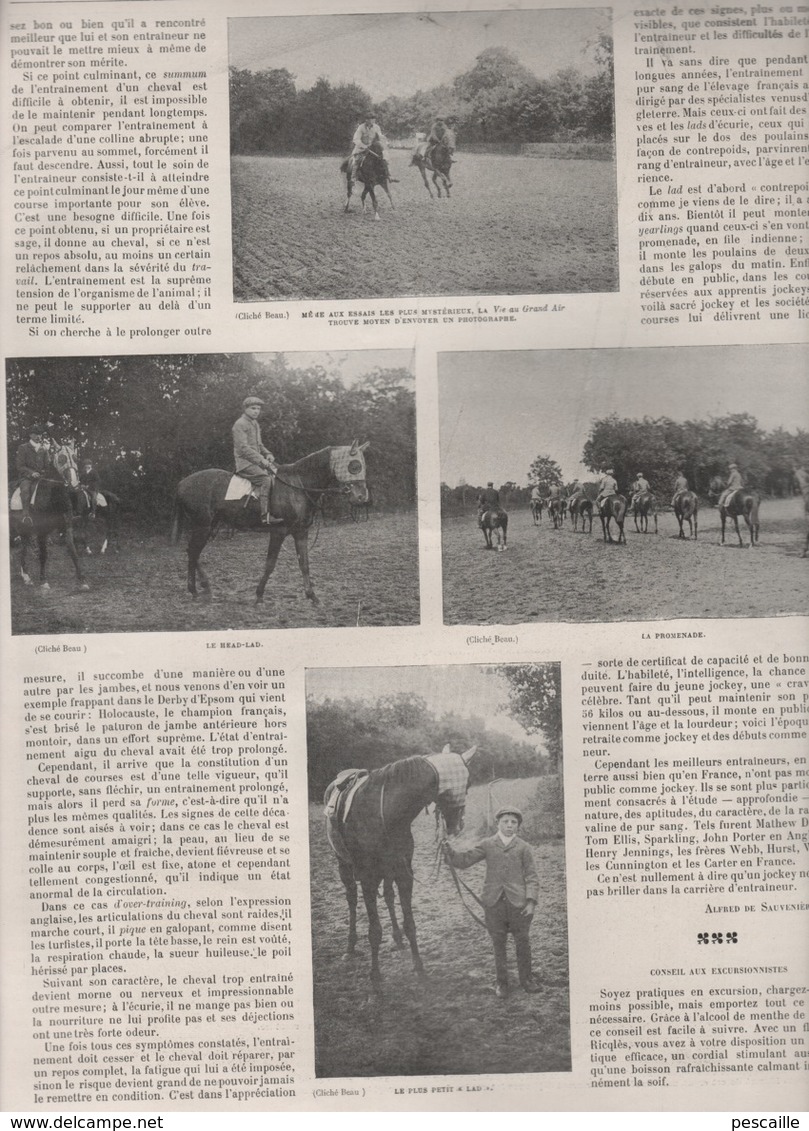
(228, 9), (618, 302)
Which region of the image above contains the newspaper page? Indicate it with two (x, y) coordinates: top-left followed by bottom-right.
(1, 0), (807, 1121)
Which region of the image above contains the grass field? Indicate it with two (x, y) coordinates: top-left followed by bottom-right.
(442, 498), (809, 625)
(9, 511), (419, 635)
(310, 778), (570, 1079)
(231, 153), (618, 301)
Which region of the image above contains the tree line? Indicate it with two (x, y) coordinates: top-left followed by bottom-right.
(442, 415), (807, 515)
(306, 665), (561, 801)
(6, 354), (415, 521)
(229, 39), (614, 156)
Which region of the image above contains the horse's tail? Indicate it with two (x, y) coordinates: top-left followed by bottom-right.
(170, 494), (185, 544)
(748, 493), (761, 525)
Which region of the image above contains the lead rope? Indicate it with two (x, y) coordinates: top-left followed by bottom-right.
(435, 810), (489, 931)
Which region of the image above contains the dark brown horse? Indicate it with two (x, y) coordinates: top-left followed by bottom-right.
(530, 497), (544, 525)
(632, 491), (658, 534)
(10, 443), (88, 591)
(341, 143), (394, 220)
(598, 494), (627, 544)
(72, 486), (121, 556)
(172, 442), (369, 604)
(411, 141), (453, 198)
(709, 477), (761, 547)
(325, 745), (476, 992)
(479, 507), (508, 550)
(548, 497), (564, 529)
(673, 490), (699, 540)
(568, 492), (593, 533)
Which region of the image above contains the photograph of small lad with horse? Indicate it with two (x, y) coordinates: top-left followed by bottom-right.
(228, 9), (617, 301)
(6, 350), (418, 635)
(439, 344), (809, 625)
(307, 662), (570, 1079)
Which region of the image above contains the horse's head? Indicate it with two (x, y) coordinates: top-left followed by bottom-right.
(426, 744), (476, 836)
(708, 476), (724, 503)
(51, 442), (79, 489)
(331, 441), (370, 505)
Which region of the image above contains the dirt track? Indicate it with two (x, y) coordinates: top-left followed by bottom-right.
(231, 153), (618, 302)
(443, 499), (809, 626)
(310, 780), (570, 1079)
(9, 511), (418, 636)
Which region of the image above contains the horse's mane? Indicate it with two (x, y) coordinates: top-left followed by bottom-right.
(368, 755), (435, 789)
(280, 447), (332, 476)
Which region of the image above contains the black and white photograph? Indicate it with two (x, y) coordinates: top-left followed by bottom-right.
(440, 344), (809, 625)
(7, 350), (418, 634)
(228, 9), (617, 301)
(307, 662), (569, 1079)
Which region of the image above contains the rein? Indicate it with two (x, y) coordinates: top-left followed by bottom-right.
(436, 812), (488, 931)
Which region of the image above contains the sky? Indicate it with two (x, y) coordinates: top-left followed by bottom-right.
(256, 349), (413, 385)
(228, 9), (608, 101)
(306, 663), (550, 752)
(439, 344), (809, 486)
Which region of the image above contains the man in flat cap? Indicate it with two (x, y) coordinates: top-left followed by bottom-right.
(15, 426), (50, 525)
(717, 461), (744, 511)
(444, 805), (540, 997)
(232, 397), (282, 524)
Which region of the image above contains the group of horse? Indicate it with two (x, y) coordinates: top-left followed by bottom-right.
(11, 439), (371, 606)
(525, 481), (763, 547)
(341, 140), (453, 219)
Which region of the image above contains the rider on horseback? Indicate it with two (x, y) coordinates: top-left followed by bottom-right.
(629, 471), (651, 510)
(421, 116), (456, 185)
(717, 462), (744, 510)
(350, 114), (397, 183)
(596, 468), (618, 513)
(478, 482), (500, 517)
(232, 396), (283, 525)
(15, 426), (49, 526)
(81, 460), (100, 520)
(671, 468), (689, 510)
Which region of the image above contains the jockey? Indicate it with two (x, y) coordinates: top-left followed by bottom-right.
(350, 114), (397, 182)
(424, 116), (456, 184)
(81, 460), (100, 520)
(671, 469), (689, 509)
(567, 478), (583, 502)
(596, 469), (618, 512)
(478, 482), (501, 515)
(232, 396), (283, 525)
(15, 426), (49, 525)
(630, 471), (651, 509)
(717, 462), (744, 509)
(530, 484), (542, 503)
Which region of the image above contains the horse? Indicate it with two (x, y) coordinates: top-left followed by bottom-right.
(548, 497), (564, 530)
(325, 744), (476, 992)
(709, 477), (761, 547)
(341, 142), (394, 221)
(568, 493), (593, 533)
(631, 491), (658, 534)
(530, 498), (544, 525)
(9, 443), (88, 591)
(598, 494), (627, 544)
(411, 141), (453, 198)
(72, 485), (121, 555)
(478, 507), (508, 550)
(172, 442), (370, 604)
(673, 490), (699, 540)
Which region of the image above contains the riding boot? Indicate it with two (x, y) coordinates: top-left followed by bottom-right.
(259, 479), (283, 525)
(20, 481), (34, 525)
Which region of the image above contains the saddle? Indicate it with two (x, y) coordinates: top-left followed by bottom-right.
(224, 474), (256, 502)
(324, 769), (369, 865)
(10, 482), (40, 510)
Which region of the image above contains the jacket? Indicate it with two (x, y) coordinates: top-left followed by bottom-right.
(232, 414), (271, 472)
(448, 834), (539, 908)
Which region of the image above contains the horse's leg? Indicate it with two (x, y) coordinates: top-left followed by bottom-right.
(600, 514), (608, 543)
(719, 509), (727, 545)
(676, 513), (685, 539)
(368, 185), (379, 221)
(433, 172), (442, 199)
(186, 524), (212, 598)
(338, 860), (359, 960)
(38, 533), (50, 588)
(344, 172), (353, 213)
(733, 514), (743, 548)
(382, 879), (405, 949)
(255, 527), (287, 604)
(63, 523), (88, 589)
(396, 869), (425, 981)
(360, 880), (384, 993)
(18, 534), (33, 586)
(291, 529), (319, 604)
(381, 182), (395, 211)
(418, 164), (434, 198)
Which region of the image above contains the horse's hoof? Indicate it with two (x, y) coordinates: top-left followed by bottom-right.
(78, 583), (90, 591)
(307, 594), (320, 605)
(341, 952), (356, 964)
(40, 583), (51, 591)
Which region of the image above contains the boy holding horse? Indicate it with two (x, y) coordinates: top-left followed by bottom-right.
(444, 806), (541, 997)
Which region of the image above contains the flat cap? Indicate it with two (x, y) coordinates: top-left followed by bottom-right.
(242, 396), (264, 408)
(495, 806), (523, 824)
